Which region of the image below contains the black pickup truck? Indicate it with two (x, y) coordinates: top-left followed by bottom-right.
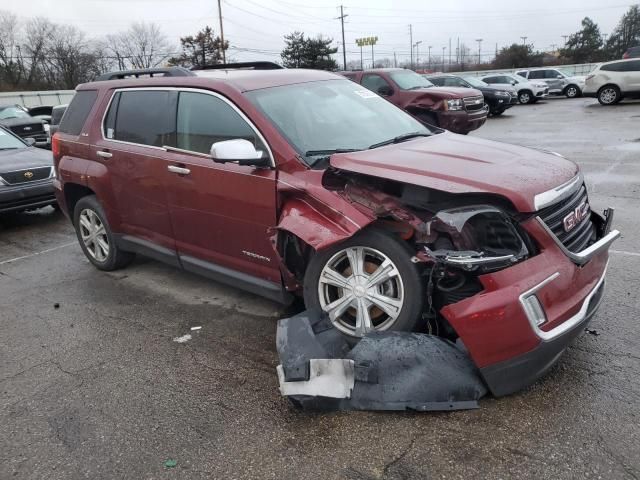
(0, 104), (49, 149)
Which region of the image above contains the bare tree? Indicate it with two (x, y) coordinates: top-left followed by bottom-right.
(0, 10), (24, 87)
(23, 17), (56, 87)
(42, 25), (101, 88)
(105, 22), (172, 70)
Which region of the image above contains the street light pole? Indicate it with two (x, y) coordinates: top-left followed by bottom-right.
(428, 45), (432, 71)
(414, 40), (422, 69)
(520, 36), (528, 46)
(336, 5), (349, 71)
(475, 38), (483, 65)
(409, 24), (413, 69)
(217, 0), (226, 63)
(442, 46), (446, 71)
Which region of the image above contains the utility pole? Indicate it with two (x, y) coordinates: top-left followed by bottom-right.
(449, 38), (452, 68)
(520, 36), (527, 46)
(476, 38), (483, 65)
(409, 24), (413, 69)
(442, 46), (446, 72)
(414, 40), (422, 69)
(562, 35), (569, 46)
(217, 0), (226, 63)
(393, 51), (397, 68)
(457, 37), (460, 63)
(550, 43), (557, 51)
(428, 45), (432, 71)
(336, 5), (348, 70)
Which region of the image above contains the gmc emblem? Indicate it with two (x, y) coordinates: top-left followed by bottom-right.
(563, 201), (590, 232)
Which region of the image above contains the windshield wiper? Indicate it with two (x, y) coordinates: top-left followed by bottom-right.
(369, 132), (430, 150)
(304, 148), (361, 167)
(408, 85), (429, 90)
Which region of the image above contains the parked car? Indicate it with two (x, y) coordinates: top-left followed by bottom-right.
(340, 68), (488, 134)
(27, 105), (53, 124)
(0, 125), (56, 214)
(583, 58), (640, 105)
(0, 104), (50, 148)
(52, 64), (618, 396)
(482, 73), (549, 104)
(623, 46), (640, 59)
(48, 104), (68, 137)
(515, 68), (585, 98)
(426, 74), (518, 116)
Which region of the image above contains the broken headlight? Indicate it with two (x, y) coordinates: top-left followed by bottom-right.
(425, 205), (529, 271)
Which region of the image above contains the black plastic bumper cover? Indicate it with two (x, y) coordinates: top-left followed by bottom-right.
(276, 310), (487, 411)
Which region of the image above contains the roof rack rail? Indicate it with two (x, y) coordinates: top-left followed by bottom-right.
(191, 61), (283, 71)
(95, 67), (195, 81)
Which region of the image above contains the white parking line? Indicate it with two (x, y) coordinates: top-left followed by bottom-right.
(0, 242), (76, 266)
(611, 249), (640, 258)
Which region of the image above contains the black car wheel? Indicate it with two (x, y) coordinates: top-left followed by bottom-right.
(565, 85), (579, 98)
(597, 85), (621, 105)
(303, 228), (425, 338)
(73, 195), (135, 271)
(518, 90), (533, 104)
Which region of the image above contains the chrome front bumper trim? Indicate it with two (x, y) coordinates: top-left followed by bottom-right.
(536, 214), (620, 266)
(520, 261), (608, 342)
(534, 173), (583, 211)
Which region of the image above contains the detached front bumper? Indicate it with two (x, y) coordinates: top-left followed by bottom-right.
(437, 106), (488, 134)
(441, 210), (619, 396)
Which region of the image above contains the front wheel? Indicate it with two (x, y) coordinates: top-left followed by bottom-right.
(565, 85), (579, 98)
(518, 90), (533, 104)
(73, 195), (135, 271)
(303, 228), (425, 338)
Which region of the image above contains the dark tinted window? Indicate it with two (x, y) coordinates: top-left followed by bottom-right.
(429, 77), (445, 86)
(57, 90), (97, 135)
(113, 90), (174, 147)
(545, 70), (561, 79)
(51, 105), (67, 125)
(620, 60), (640, 71)
(361, 74), (391, 92)
(103, 92), (120, 138)
(601, 62), (624, 72)
(528, 70), (544, 79)
(176, 91), (265, 155)
(483, 76), (501, 83)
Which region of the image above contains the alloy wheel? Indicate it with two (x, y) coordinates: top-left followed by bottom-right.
(317, 246), (405, 337)
(79, 208), (109, 262)
(519, 92), (530, 104)
(599, 88), (617, 104)
(566, 86), (578, 98)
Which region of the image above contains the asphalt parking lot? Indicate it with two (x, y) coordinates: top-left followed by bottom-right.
(1, 96), (639, 480)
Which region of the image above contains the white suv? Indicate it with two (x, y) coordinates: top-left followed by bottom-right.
(482, 73), (549, 104)
(583, 59), (640, 105)
(515, 68), (586, 98)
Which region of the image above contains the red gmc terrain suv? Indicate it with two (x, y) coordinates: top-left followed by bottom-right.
(52, 63), (619, 396)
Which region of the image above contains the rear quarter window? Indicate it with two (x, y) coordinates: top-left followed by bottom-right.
(58, 90), (98, 135)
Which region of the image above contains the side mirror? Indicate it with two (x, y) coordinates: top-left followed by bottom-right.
(556, 74), (563, 79)
(511, 81), (517, 86)
(210, 139), (270, 167)
(24, 137), (36, 146)
(377, 85), (393, 96)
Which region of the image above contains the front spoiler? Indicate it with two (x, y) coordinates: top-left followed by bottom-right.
(276, 310), (487, 411)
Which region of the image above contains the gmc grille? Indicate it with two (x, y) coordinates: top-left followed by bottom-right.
(0, 167), (52, 185)
(463, 95), (485, 112)
(537, 184), (596, 253)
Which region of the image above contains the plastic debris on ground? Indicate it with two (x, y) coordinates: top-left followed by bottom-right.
(276, 309), (487, 411)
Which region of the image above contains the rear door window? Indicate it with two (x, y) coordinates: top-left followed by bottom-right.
(58, 90), (98, 135)
(110, 90), (174, 147)
(483, 76), (501, 83)
(176, 91), (266, 155)
(601, 62), (623, 72)
(528, 71), (544, 79)
(620, 60), (640, 71)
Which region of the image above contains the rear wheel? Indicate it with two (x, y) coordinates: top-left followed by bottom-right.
(73, 195), (134, 271)
(303, 228), (424, 338)
(597, 85), (621, 105)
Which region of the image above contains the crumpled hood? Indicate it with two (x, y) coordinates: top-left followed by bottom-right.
(0, 117), (45, 128)
(329, 132), (578, 212)
(410, 86), (483, 99)
(0, 147), (52, 173)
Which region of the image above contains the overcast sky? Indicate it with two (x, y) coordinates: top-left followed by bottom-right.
(3, 0), (635, 65)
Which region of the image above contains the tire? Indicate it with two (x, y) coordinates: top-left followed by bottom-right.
(518, 90), (533, 104)
(564, 85), (579, 98)
(492, 109), (504, 116)
(303, 228), (425, 338)
(597, 85), (621, 105)
(73, 195), (134, 271)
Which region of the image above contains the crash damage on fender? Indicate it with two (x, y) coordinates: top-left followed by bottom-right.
(273, 134), (620, 410)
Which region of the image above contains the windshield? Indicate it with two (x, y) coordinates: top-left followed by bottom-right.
(247, 79), (432, 166)
(463, 77), (489, 88)
(506, 74), (523, 84)
(388, 70), (434, 89)
(0, 128), (27, 149)
(0, 106), (30, 120)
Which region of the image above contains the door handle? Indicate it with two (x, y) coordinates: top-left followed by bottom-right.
(96, 150), (112, 159)
(168, 165), (191, 175)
